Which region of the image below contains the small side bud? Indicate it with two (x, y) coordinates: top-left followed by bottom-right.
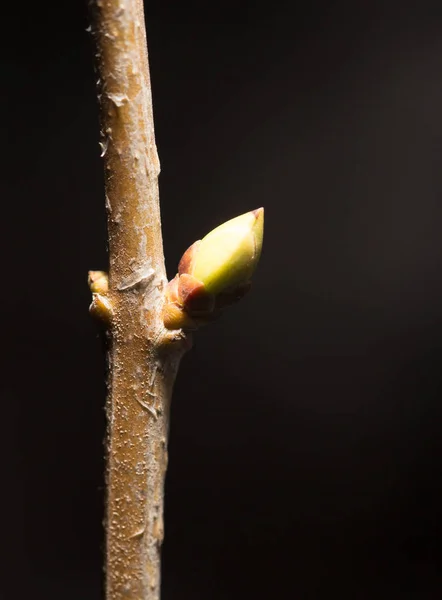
(163, 208), (264, 330)
(162, 300), (197, 331)
(88, 271), (112, 324)
(89, 293), (112, 323)
(88, 270), (109, 294)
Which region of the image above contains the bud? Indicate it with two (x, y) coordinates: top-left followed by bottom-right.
(89, 293), (112, 323)
(88, 271), (111, 324)
(163, 208), (264, 330)
(88, 270), (109, 294)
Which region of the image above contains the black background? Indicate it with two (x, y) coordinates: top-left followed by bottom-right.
(3, 1), (442, 598)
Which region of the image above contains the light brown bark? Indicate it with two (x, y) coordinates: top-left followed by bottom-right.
(89, 1), (188, 598)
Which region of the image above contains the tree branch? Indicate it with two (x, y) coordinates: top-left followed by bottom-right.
(88, 3), (264, 599)
(89, 1), (188, 599)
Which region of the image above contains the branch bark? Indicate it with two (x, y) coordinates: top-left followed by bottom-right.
(89, 1), (188, 598)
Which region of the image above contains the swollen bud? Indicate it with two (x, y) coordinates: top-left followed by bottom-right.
(185, 208), (263, 294)
(163, 208), (264, 330)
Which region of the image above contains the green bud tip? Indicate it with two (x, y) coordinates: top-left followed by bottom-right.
(183, 207), (264, 295)
(163, 208), (264, 330)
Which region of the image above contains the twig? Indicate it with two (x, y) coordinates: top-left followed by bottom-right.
(88, 3), (264, 599)
(88, 1), (188, 598)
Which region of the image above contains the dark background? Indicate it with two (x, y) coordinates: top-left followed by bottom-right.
(3, 0), (442, 598)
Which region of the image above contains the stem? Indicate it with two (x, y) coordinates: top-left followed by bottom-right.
(89, 1), (188, 598)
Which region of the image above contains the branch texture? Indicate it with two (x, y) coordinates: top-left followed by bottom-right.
(89, 1), (187, 598)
